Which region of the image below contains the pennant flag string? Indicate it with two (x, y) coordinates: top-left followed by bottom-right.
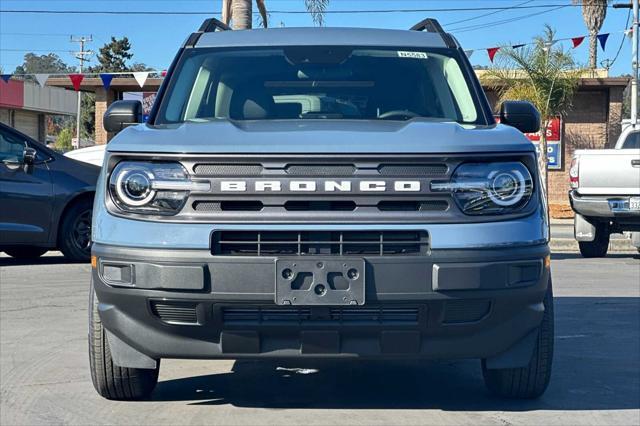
(487, 47), (500, 63)
(132, 71), (149, 88)
(99, 73), (113, 90)
(68, 74), (84, 91)
(597, 33), (610, 51)
(571, 36), (586, 48)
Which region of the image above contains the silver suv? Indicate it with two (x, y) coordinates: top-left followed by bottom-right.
(89, 18), (553, 400)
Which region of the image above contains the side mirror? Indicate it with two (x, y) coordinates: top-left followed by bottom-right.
(23, 147), (37, 165)
(499, 101), (540, 134)
(104, 100), (143, 133)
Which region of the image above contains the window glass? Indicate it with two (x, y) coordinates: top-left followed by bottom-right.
(622, 131), (639, 149)
(157, 46), (481, 124)
(0, 129), (26, 163)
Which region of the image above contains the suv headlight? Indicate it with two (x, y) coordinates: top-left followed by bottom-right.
(108, 161), (209, 215)
(431, 162), (533, 215)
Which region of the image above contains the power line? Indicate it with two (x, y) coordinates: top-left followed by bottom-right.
(450, 5), (569, 33)
(0, 4), (611, 16)
(443, 0), (535, 26)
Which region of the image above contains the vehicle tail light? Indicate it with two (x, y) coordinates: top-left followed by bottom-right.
(569, 157), (579, 189)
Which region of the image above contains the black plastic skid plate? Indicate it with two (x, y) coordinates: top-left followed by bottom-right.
(275, 258), (365, 306)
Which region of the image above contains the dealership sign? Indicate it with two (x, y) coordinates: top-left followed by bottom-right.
(496, 116), (563, 169)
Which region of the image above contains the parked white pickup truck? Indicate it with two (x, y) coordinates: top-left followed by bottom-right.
(569, 123), (640, 257)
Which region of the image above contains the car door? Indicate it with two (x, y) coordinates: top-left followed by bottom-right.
(0, 127), (54, 245)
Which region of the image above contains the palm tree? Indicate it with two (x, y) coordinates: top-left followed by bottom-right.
(222, 0), (329, 29)
(574, 0), (610, 69)
(484, 26), (582, 189)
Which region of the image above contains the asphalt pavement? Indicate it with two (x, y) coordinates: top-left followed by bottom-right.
(0, 252), (639, 425)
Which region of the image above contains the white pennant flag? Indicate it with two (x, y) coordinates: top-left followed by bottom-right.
(34, 73), (49, 87)
(133, 72), (149, 88)
(465, 50), (474, 58)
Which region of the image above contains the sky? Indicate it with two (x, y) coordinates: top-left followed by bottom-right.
(0, 0), (635, 76)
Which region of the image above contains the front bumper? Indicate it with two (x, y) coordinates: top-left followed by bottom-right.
(92, 242), (550, 366)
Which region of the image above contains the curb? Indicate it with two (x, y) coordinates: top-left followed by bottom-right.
(550, 238), (638, 253)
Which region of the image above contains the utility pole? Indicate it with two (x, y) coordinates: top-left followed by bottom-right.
(614, 1), (639, 125)
(70, 35), (94, 148)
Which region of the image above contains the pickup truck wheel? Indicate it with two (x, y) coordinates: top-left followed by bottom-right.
(59, 199), (93, 262)
(578, 223), (610, 258)
(89, 281), (159, 400)
(481, 279), (554, 399)
(4, 247), (47, 259)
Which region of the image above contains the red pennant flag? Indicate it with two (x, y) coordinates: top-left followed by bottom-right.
(161, 70), (167, 77)
(69, 74), (84, 91)
(571, 36), (585, 48)
(487, 47), (500, 63)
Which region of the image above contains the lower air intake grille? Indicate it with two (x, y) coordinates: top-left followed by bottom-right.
(443, 300), (491, 324)
(222, 307), (419, 325)
(151, 301), (198, 325)
(211, 230), (429, 256)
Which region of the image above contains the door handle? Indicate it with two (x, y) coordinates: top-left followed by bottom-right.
(632, 159), (640, 167)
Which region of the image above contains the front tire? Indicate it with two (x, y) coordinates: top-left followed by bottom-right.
(89, 280), (159, 400)
(578, 222), (610, 258)
(4, 247), (47, 259)
(482, 279), (554, 399)
(59, 199), (93, 262)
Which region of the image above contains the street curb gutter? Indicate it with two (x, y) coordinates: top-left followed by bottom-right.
(550, 238), (638, 253)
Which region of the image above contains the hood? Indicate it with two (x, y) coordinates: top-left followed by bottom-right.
(64, 144), (106, 167)
(106, 120), (535, 155)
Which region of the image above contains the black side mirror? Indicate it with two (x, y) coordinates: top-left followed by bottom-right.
(104, 100), (143, 133)
(23, 147), (37, 165)
(499, 101), (540, 134)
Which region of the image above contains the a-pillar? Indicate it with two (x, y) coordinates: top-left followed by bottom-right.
(94, 87), (116, 145)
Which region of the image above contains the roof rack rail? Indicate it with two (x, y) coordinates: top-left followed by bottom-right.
(198, 17), (232, 33)
(410, 18), (445, 33)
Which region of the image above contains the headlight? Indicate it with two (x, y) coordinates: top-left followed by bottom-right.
(431, 162), (533, 215)
(109, 161), (210, 215)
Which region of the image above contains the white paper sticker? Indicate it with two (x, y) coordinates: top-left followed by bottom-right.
(397, 51), (428, 59)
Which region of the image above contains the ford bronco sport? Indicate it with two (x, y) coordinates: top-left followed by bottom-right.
(89, 18), (553, 400)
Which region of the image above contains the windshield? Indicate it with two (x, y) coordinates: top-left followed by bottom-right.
(156, 46), (481, 124)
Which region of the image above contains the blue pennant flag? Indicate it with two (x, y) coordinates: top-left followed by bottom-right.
(597, 33), (610, 51)
(512, 44), (525, 49)
(0, 74), (11, 83)
(99, 73), (113, 90)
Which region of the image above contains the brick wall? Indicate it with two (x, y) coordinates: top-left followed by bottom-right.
(94, 88), (116, 145)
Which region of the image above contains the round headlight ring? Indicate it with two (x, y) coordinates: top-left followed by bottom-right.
(115, 168), (156, 206)
(488, 169), (526, 207)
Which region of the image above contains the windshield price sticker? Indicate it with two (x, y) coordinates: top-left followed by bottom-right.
(397, 51), (428, 59)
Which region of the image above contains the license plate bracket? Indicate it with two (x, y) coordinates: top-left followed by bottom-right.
(275, 258), (365, 306)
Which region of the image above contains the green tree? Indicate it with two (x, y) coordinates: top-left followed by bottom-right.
(573, 0), (610, 70)
(13, 53), (75, 75)
(92, 37), (134, 72)
(484, 25), (581, 188)
(54, 127), (74, 152)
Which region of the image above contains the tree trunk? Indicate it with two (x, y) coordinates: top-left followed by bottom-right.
(231, 0), (252, 30)
(588, 30), (598, 70)
(538, 120), (549, 200)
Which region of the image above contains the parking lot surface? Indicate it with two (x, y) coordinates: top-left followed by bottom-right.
(1, 252), (639, 425)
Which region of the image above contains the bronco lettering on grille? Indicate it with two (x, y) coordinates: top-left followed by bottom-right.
(217, 180), (423, 192)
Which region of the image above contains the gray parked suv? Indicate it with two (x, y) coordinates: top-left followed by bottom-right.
(89, 18), (553, 400)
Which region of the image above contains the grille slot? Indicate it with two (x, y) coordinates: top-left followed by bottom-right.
(443, 300), (491, 324)
(284, 201), (356, 211)
(222, 307), (419, 325)
(194, 201), (264, 212)
(378, 164), (448, 176)
(212, 230), (429, 256)
(194, 164), (263, 176)
(151, 301), (198, 325)
(377, 200), (448, 212)
(285, 164), (356, 176)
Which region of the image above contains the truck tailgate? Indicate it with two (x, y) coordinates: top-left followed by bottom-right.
(576, 149), (640, 195)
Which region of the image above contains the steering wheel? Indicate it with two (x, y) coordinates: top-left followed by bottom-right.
(378, 110), (421, 120)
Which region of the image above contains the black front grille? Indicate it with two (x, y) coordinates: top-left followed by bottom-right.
(151, 301), (198, 324)
(211, 230), (429, 256)
(222, 307), (419, 325)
